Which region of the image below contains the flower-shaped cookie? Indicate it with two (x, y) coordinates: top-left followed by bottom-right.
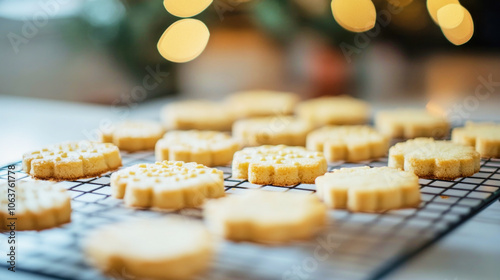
(452, 122), (500, 158)
(388, 138), (480, 180)
(155, 130), (240, 166)
(111, 161), (224, 210)
(204, 190), (327, 244)
(23, 141), (122, 180)
(316, 167), (421, 212)
(232, 145), (327, 186)
(0, 181), (71, 231)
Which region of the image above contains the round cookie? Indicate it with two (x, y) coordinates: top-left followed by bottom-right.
(225, 90), (300, 119)
(375, 109), (449, 139)
(23, 141), (122, 181)
(306, 125), (389, 162)
(452, 122), (500, 158)
(156, 130), (240, 167)
(232, 145), (327, 186)
(111, 161), (225, 210)
(296, 95), (369, 127)
(204, 190), (327, 244)
(316, 167), (421, 212)
(388, 138), (480, 180)
(100, 121), (164, 152)
(0, 181), (71, 231)
(84, 218), (213, 280)
(161, 100), (235, 131)
(233, 116), (312, 147)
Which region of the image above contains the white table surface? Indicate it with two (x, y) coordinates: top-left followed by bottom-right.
(0, 95), (499, 280)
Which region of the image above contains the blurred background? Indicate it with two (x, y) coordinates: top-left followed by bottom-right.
(0, 0), (499, 107)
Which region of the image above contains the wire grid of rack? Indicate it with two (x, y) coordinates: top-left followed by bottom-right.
(1, 151), (500, 280)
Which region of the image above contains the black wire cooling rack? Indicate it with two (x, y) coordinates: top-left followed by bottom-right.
(1, 151), (500, 280)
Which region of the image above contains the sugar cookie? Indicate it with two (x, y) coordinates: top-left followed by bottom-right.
(316, 167), (421, 212)
(100, 121), (164, 152)
(204, 190), (327, 244)
(0, 181), (71, 231)
(232, 145), (327, 186)
(23, 141), (122, 181)
(388, 138), (480, 180)
(296, 95), (369, 127)
(452, 122), (500, 158)
(233, 117), (312, 147)
(155, 130), (240, 166)
(306, 125), (389, 162)
(111, 161), (225, 209)
(161, 100), (235, 131)
(85, 218), (213, 280)
(375, 109), (449, 139)
(225, 90), (300, 119)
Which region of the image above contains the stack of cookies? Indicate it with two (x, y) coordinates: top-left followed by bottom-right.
(15, 89), (499, 280)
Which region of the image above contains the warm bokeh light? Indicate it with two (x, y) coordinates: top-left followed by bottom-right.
(425, 101), (447, 118)
(426, 0), (459, 23)
(437, 3), (465, 30)
(331, 0), (376, 33)
(157, 19), (210, 63)
(163, 0), (213, 18)
(440, 6), (474, 46)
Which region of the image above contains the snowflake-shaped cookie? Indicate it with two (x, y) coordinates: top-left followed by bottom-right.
(232, 145), (327, 186)
(111, 161), (224, 210)
(23, 141), (122, 180)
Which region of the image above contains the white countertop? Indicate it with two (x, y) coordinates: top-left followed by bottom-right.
(0, 95), (499, 280)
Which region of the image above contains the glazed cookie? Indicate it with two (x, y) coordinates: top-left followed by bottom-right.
(316, 167), (421, 212)
(225, 90), (300, 118)
(111, 161), (225, 209)
(0, 181), (71, 231)
(85, 218), (213, 280)
(388, 138), (480, 180)
(232, 145), (327, 186)
(375, 109), (449, 139)
(161, 100), (235, 131)
(233, 116), (312, 147)
(100, 121), (164, 152)
(296, 95), (370, 127)
(23, 141), (122, 181)
(155, 130), (240, 166)
(306, 125), (389, 162)
(452, 122), (500, 158)
(204, 190), (327, 244)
